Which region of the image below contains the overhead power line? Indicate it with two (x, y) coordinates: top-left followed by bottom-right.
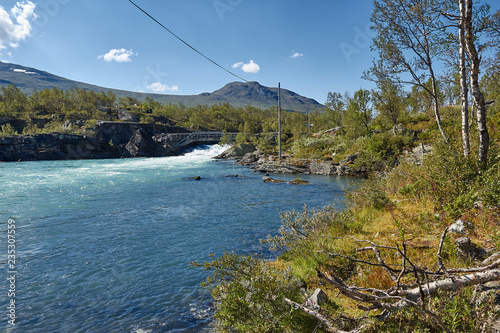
(128, 0), (248, 82)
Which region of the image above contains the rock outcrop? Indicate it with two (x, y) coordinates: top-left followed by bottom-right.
(214, 145), (367, 177)
(0, 133), (118, 161)
(0, 121), (192, 162)
(214, 143), (256, 159)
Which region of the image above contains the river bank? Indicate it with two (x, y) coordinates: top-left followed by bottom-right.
(214, 143), (369, 177)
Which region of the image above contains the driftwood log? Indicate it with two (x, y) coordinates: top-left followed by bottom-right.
(286, 226), (500, 333)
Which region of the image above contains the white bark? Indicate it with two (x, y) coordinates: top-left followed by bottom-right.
(458, 0), (470, 157)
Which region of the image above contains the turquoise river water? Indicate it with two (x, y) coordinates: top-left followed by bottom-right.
(0, 145), (361, 332)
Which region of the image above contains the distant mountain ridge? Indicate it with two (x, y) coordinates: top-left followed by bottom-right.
(0, 62), (323, 113)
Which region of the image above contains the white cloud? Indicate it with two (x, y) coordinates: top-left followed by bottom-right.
(231, 61), (244, 69)
(290, 51), (304, 58)
(98, 48), (137, 63)
(0, 1), (37, 50)
(232, 60), (260, 74)
(147, 82), (179, 93)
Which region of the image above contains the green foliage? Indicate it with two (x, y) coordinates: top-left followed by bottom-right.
(0, 123), (19, 137)
(218, 131), (233, 145)
(349, 178), (393, 210)
(364, 132), (413, 160)
(324, 91), (345, 128)
(0, 84), (28, 118)
(263, 205), (353, 254)
(192, 253), (317, 333)
(84, 119), (98, 129)
(349, 132), (414, 170)
(367, 288), (498, 333)
(343, 89), (373, 140)
(290, 135), (347, 160)
(480, 160), (500, 210)
(372, 79), (407, 131)
(139, 115), (154, 124)
(420, 139), (479, 217)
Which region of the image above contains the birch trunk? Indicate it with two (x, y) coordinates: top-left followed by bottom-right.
(458, 0), (470, 157)
(464, 0), (489, 170)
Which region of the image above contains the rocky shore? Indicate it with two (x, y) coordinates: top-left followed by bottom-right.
(214, 143), (368, 177)
(0, 121), (190, 162)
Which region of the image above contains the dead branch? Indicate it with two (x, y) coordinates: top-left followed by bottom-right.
(394, 268), (500, 301)
(356, 246), (398, 281)
(436, 226), (450, 275)
(284, 298), (365, 333)
(290, 224), (500, 332)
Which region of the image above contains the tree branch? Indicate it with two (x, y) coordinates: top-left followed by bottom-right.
(284, 298), (365, 333)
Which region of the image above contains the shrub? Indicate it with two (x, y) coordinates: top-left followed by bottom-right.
(263, 205), (353, 254)
(291, 136), (347, 159)
(480, 161), (500, 211)
(366, 288), (498, 333)
(348, 178), (394, 210)
(0, 124), (19, 137)
(192, 253), (318, 332)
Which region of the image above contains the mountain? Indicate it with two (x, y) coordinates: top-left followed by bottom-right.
(0, 62), (323, 113)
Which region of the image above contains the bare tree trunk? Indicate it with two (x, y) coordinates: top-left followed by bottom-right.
(458, 0), (470, 157)
(464, 0), (489, 170)
(430, 72), (448, 141)
(424, 27), (447, 141)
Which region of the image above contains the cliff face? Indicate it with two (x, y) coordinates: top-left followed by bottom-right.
(0, 133), (117, 161)
(0, 122), (192, 162)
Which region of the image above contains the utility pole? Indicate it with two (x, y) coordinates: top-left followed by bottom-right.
(278, 82), (282, 160)
(308, 111), (310, 136)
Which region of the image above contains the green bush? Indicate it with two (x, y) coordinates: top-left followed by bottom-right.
(0, 124), (19, 137)
(480, 161), (500, 210)
(263, 205), (353, 254)
(291, 136), (347, 159)
(366, 288), (498, 333)
(418, 138), (479, 217)
(192, 253), (318, 332)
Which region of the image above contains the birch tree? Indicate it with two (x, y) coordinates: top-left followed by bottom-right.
(458, 0), (471, 157)
(367, 0), (450, 140)
(462, 0), (490, 170)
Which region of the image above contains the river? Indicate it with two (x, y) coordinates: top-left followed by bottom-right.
(0, 145), (361, 332)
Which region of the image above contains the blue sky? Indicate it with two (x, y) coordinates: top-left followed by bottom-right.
(1, 1), (390, 104)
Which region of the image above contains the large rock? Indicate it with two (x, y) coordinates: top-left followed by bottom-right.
(455, 237), (487, 260)
(305, 288), (329, 310)
(339, 152), (359, 165)
(125, 129), (158, 157)
(448, 219), (474, 235)
(309, 161), (338, 175)
(402, 144), (432, 165)
(118, 110), (140, 122)
(239, 150), (266, 165)
(214, 143), (256, 159)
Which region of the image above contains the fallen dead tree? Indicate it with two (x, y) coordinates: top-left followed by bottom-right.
(285, 226), (500, 333)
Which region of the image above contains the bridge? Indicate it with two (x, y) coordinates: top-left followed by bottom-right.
(162, 131), (239, 148)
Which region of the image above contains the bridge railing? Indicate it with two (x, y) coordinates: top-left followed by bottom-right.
(162, 131), (239, 147)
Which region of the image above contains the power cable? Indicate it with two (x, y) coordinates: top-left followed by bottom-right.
(128, 0), (248, 82)
(278, 90), (297, 112)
